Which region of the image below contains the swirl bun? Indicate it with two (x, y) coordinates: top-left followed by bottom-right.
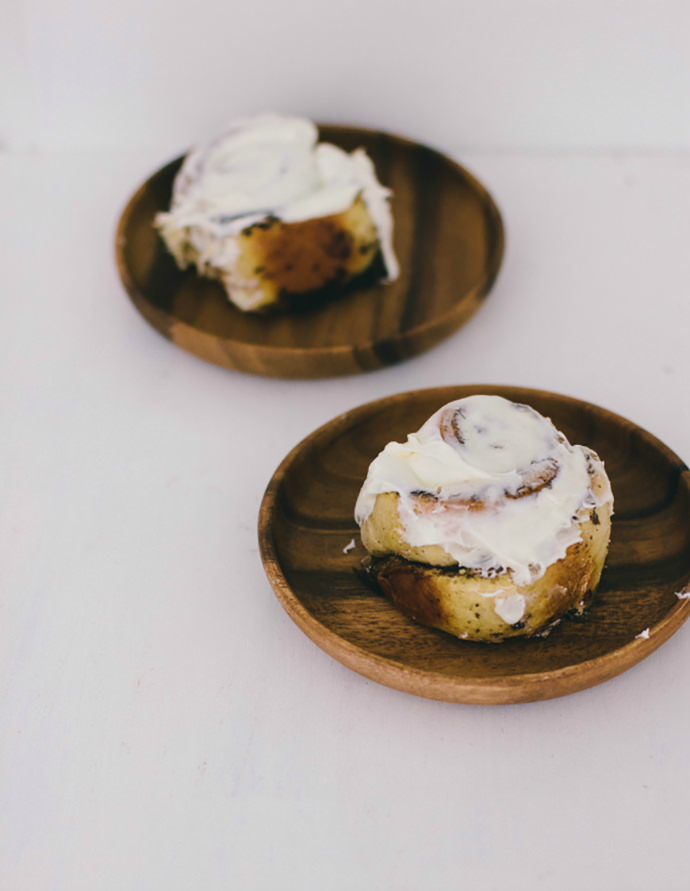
(355, 395), (613, 642)
(155, 115), (398, 312)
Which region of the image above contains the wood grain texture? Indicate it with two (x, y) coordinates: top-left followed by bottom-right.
(259, 386), (690, 704)
(115, 126), (504, 378)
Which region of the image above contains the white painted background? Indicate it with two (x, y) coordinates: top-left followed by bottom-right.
(3, 3), (690, 890)
(2, 0), (689, 152)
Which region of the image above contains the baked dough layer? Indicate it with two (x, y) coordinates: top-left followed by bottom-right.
(361, 467), (612, 642)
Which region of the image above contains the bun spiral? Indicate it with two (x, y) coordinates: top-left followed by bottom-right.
(355, 395), (613, 642)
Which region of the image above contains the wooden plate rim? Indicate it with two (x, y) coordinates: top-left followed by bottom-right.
(115, 125), (505, 371)
(258, 385), (690, 704)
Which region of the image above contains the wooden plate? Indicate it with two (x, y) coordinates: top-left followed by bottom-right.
(115, 126), (504, 378)
(259, 385), (690, 704)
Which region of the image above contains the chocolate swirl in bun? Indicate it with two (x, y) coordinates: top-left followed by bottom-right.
(355, 395), (613, 642)
(155, 114), (398, 313)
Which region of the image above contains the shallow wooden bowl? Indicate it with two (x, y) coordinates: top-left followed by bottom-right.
(259, 386), (690, 704)
(115, 126), (504, 378)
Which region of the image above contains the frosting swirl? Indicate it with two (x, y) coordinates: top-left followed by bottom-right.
(156, 114), (398, 281)
(355, 395), (613, 586)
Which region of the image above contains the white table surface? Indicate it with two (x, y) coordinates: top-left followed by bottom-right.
(2, 146), (690, 890)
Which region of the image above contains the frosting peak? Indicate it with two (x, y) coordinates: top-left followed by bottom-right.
(355, 395), (613, 585)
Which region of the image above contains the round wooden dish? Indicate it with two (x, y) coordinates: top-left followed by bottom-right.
(259, 385), (690, 704)
(115, 126), (503, 378)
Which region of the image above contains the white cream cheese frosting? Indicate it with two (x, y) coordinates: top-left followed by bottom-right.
(355, 395), (613, 587)
(155, 114), (399, 286)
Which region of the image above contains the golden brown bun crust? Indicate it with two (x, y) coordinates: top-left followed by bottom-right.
(361, 491), (459, 567)
(361, 473), (612, 642)
(233, 196), (381, 310)
(161, 195), (383, 312)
